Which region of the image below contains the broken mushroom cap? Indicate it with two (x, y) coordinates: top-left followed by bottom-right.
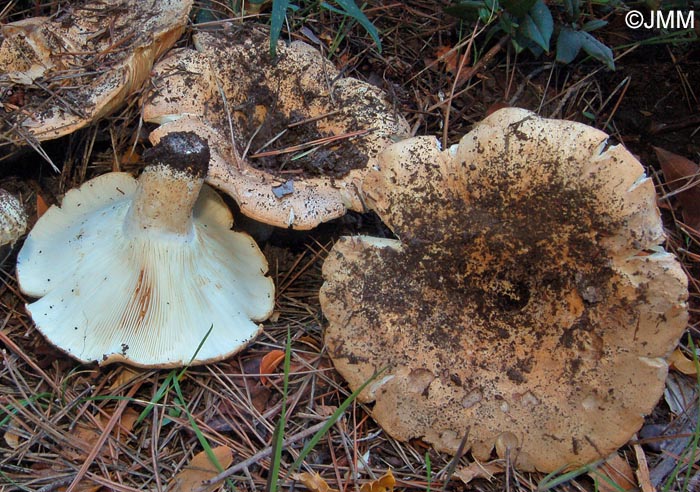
(0, 188), (27, 246)
(320, 108), (688, 472)
(17, 132), (274, 367)
(0, 0), (192, 142)
(143, 26), (409, 229)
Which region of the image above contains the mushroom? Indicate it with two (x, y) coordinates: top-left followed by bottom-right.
(319, 108), (688, 472)
(16, 131), (274, 367)
(143, 25), (409, 229)
(0, 188), (27, 246)
(0, 0), (192, 142)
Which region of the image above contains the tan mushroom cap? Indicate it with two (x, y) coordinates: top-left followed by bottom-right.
(320, 108), (689, 472)
(143, 26), (409, 229)
(0, 0), (192, 142)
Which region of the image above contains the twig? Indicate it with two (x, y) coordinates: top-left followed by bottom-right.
(428, 35), (509, 113)
(249, 129), (370, 159)
(443, 22), (479, 145)
(65, 382), (142, 492)
(202, 420), (328, 487)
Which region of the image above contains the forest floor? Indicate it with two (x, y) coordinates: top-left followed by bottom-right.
(0, 1), (699, 491)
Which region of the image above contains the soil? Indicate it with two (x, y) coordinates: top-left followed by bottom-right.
(200, 26), (372, 180)
(235, 100), (369, 179)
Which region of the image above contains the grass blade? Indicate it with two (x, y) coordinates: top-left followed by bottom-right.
(269, 0), (290, 58)
(268, 328), (293, 491)
(321, 1), (381, 52)
(287, 366), (386, 474)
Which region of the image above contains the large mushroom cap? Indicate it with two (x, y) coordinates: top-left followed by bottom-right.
(0, 0), (192, 143)
(143, 25), (409, 229)
(17, 133), (274, 367)
(320, 108), (688, 472)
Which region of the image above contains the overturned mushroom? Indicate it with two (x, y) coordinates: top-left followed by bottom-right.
(320, 108), (688, 472)
(143, 25), (409, 229)
(17, 132), (274, 367)
(0, 0), (191, 143)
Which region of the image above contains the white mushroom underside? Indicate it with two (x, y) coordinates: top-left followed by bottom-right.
(17, 173), (273, 366)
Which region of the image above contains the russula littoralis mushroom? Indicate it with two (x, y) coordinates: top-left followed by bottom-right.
(0, 0), (192, 142)
(17, 132), (274, 367)
(143, 25), (409, 229)
(319, 108), (688, 472)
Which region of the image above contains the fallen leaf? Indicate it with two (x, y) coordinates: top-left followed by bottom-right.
(435, 45), (459, 73)
(119, 148), (141, 166)
(260, 349), (286, 385)
(454, 461), (503, 484)
(169, 446), (233, 492)
(588, 454), (637, 492)
(654, 146), (700, 233)
(65, 406), (140, 461)
(4, 419), (21, 449)
(434, 45), (471, 83)
(36, 193), (49, 219)
(317, 405), (338, 417)
(109, 366), (142, 391)
(292, 472), (339, 492)
(360, 469), (396, 492)
(485, 102), (510, 117)
(669, 348), (697, 375)
(117, 407), (139, 435)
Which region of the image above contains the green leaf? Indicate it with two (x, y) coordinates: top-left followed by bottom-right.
(519, 0), (553, 52)
(581, 19), (608, 32)
(556, 28), (614, 70)
(501, 0), (536, 18)
(556, 27), (583, 64)
(268, 328), (292, 492)
(579, 30), (615, 70)
(444, 0), (485, 20)
(321, 1), (382, 52)
(562, 0), (580, 20)
(270, 0), (290, 58)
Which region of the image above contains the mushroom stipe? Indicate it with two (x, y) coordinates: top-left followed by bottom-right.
(320, 108), (689, 472)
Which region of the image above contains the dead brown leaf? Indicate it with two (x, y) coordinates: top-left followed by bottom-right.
(65, 406), (139, 461)
(454, 461), (503, 484)
(360, 469), (396, 492)
(36, 193), (49, 219)
(588, 454), (637, 492)
(108, 367), (142, 391)
(292, 472), (339, 492)
(4, 418), (21, 449)
(434, 45), (471, 83)
(655, 146), (700, 232)
(169, 446), (233, 492)
(260, 349), (286, 385)
(669, 348), (697, 375)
